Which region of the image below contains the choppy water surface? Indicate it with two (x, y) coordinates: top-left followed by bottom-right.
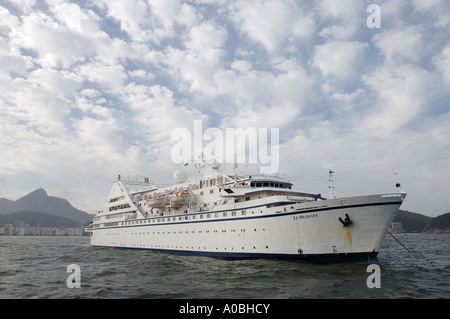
(0, 233), (448, 299)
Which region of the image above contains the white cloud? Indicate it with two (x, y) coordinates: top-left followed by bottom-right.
(162, 21), (227, 96)
(124, 83), (205, 136)
(9, 9), (101, 68)
(433, 44), (450, 88)
(128, 69), (153, 80)
(412, 0), (450, 28)
(6, 0), (36, 14)
(148, 0), (199, 32)
(229, 0), (316, 53)
(96, 0), (199, 44)
(311, 41), (369, 87)
(213, 57), (314, 130)
(77, 60), (128, 90)
(372, 26), (425, 65)
(316, 0), (364, 40)
(47, 0), (101, 34)
(379, 0), (407, 18)
(317, 0), (363, 19)
(360, 64), (433, 138)
(97, 0), (150, 42)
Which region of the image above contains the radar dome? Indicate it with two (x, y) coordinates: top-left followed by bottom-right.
(173, 170), (187, 184)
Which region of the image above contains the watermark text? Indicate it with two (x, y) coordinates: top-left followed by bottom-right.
(66, 264), (81, 289)
(367, 4), (381, 29)
(171, 120), (279, 174)
(366, 264), (381, 288)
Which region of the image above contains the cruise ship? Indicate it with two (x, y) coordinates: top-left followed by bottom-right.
(86, 159), (406, 263)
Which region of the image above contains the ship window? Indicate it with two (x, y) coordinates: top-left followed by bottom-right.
(210, 190), (214, 194)
(245, 197), (250, 201)
(223, 212), (227, 217)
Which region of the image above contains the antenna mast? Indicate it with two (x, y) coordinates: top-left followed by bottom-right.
(329, 169), (335, 199)
(232, 163), (238, 181)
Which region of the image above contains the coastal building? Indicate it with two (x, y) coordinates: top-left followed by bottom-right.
(0, 225), (86, 236)
(390, 222), (404, 233)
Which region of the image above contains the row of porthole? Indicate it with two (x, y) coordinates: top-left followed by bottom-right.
(121, 209), (268, 226)
(121, 228), (266, 236)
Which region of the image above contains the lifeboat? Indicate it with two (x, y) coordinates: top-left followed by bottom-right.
(147, 194), (168, 208)
(170, 191), (191, 206)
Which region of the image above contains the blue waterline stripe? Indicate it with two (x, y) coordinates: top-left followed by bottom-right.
(89, 201), (402, 231)
(91, 245), (379, 263)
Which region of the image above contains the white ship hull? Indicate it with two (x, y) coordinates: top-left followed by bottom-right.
(88, 192), (405, 263)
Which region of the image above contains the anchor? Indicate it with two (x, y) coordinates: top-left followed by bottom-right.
(338, 213), (353, 228)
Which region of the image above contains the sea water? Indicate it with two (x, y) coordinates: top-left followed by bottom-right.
(0, 233), (448, 299)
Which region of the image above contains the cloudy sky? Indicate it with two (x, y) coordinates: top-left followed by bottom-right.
(0, 0), (449, 217)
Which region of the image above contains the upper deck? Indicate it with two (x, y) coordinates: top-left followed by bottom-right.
(87, 160), (322, 229)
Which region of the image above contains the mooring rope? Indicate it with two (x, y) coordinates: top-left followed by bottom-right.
(388, 231), (418, 259)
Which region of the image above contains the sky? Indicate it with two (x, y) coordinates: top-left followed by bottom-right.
(0, 0), (449, 217)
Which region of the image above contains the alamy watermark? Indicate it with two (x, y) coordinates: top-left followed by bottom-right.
(366, 264), (381, 288)
(66, 264), (81, 289)
(171, 120), (279, 174)
(367, 4), (381, 29)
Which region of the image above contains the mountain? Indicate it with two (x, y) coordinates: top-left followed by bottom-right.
(0, 198), (14, 213)
(393, 210), (433, 233)
(0, 188), (93, 226)
(423, 212), (450, 234)
(0, 210), (79, 228)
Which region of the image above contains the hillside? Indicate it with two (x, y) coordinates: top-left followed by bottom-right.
(0, 210), (79, 228)
(423, 212), (450, 234)
(393, 210), (432, 233)
(0, 189), (93, 226)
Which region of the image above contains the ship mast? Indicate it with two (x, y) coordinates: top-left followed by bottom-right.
(329, 169), (335, 199)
